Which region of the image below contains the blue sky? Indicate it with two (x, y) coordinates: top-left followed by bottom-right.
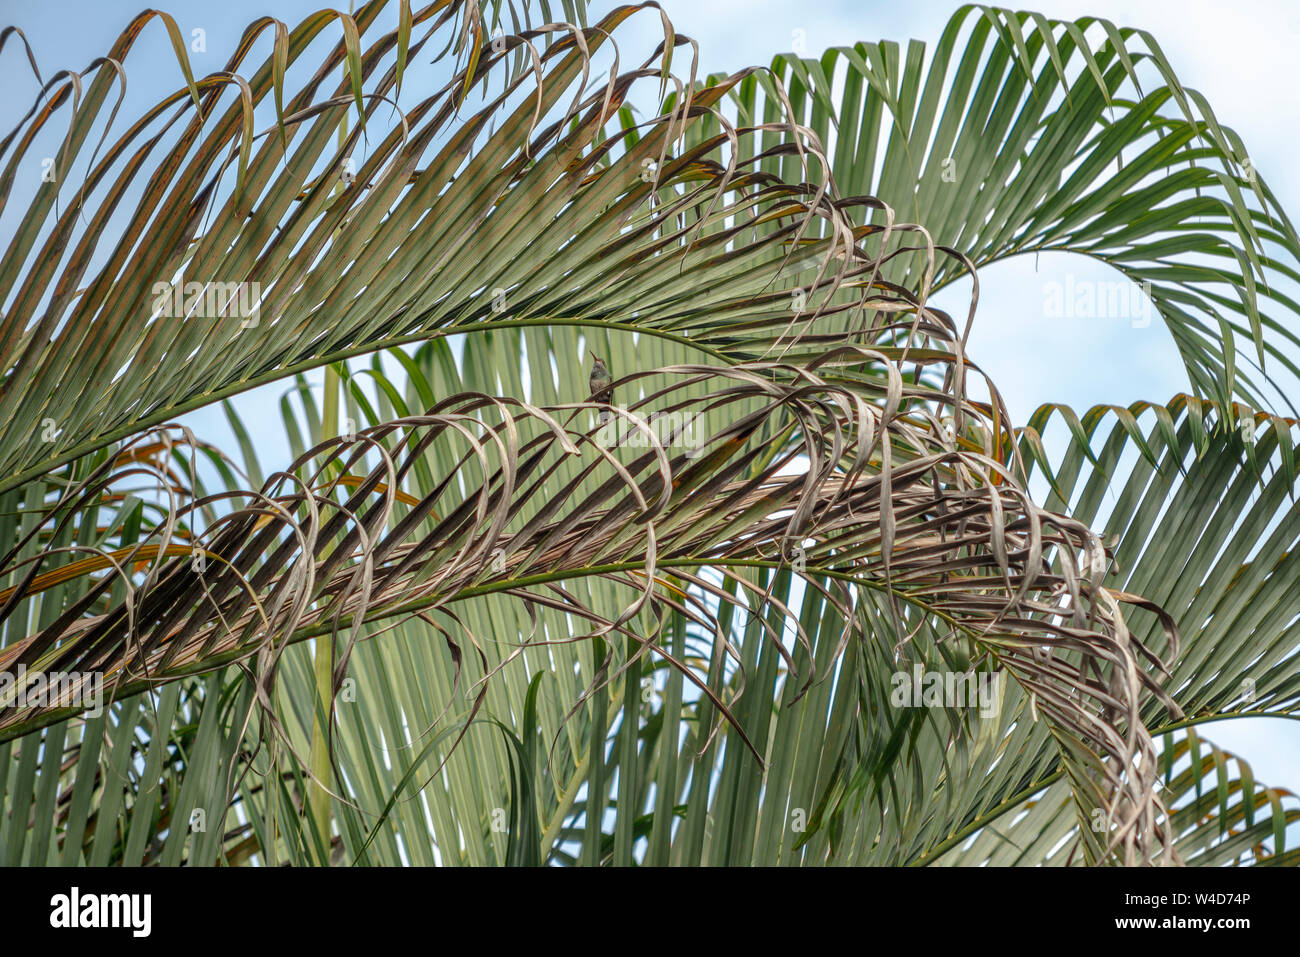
(4, 0), (1297, 833)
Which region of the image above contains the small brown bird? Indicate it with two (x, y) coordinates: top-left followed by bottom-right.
(588, 351), (613, 425)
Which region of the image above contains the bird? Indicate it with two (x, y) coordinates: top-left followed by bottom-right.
(588, 352), (613, 425)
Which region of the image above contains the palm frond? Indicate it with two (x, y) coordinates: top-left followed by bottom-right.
(0, 0), (877, 492)
(704, 6), (1300, 411)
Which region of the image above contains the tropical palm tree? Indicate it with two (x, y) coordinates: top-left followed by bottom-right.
(0, 0), (1295, 867)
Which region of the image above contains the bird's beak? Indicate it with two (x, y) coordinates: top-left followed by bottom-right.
(589, 350), (599, 362)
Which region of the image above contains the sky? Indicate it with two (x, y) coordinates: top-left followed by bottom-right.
(3, 0), (1297, 832)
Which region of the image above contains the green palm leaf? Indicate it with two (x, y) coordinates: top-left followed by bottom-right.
(921, 395), (1300, 864)
(708, 5), (1300, 412)
(2, 2), (1294, 869)
(0, 0), (874, 492)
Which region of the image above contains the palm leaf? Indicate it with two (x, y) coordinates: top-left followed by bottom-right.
(915, 395), (1300, 864)
(708, 5), (1300, 412)
(3, 1), (1288, 869)
(0, 0), (877, 493)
